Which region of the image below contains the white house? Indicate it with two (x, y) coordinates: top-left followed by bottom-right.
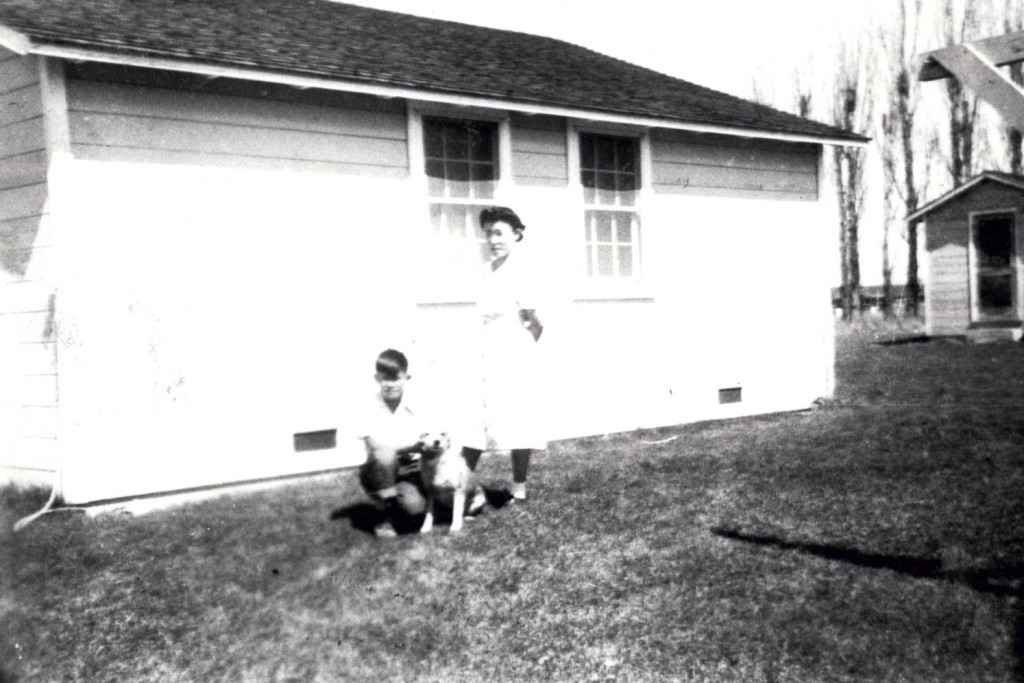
(0, 0), (866, 505)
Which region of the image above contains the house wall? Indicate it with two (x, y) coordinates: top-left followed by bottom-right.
(923, 182), (1024, 336)
(510, 113), (568, 187)
(45, 63), (834, 503)
(0, 48), (57, 487)
(650, 129), (818, 201)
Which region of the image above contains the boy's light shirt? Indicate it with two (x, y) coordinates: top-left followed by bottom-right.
(358, 391), (426, 453)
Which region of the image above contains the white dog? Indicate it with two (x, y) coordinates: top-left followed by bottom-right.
(416, 432), (473, 534)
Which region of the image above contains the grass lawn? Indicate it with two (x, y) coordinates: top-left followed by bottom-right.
(3, 319), (1023, 682)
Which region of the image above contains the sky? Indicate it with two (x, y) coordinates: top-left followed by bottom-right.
(344, 0), (975, 287)
(347, 0), (893, 101)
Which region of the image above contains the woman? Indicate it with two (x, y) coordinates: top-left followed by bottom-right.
(461, 206), (546, 501)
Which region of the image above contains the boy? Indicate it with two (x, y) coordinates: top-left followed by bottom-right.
(357, 348), (484, 538)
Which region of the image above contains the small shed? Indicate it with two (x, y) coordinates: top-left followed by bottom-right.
(0, 0), (865, 504)
(908, 171), (1024, 342)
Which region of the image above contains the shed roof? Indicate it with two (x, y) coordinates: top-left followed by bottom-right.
(0, 0), (866, 145)
(907, 171), (1024, 222)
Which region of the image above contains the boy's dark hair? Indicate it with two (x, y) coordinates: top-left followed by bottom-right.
(479, 206), (526, 241)
(375, 349), (408, 380)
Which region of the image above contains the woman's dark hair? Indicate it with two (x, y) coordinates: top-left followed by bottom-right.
(479, 206), (526, 242)
(375, 348), (408, 380)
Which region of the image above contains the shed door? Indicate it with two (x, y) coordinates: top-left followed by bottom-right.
(970, 212), (1018, 321)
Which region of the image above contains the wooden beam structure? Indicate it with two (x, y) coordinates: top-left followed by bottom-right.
(918, 32), (1024, 131)
(919, 30), (1024, 81)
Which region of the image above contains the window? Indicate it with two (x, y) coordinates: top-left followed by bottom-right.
(580, 133), (641, 279)
(971, 212), (1017, 319)
(423, 117), (499, 262)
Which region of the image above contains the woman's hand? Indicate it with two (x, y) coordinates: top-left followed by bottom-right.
(519, 309), (543, 342)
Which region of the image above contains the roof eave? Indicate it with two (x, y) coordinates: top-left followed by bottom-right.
(6, 31), (867, 147)
(0, 24), (31, 54)
(906, 172), (1024, 222)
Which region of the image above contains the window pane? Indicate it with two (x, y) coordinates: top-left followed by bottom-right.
(470, 163), (494, 182)
(429, 203), (445, 234)
(425, 160), (446, 196)
(582, 170), (596, 204)
(445, 127), (469, 160)
(597, 245), (613, 276)
(979, 273), (1013, 311)
(596, 137), (616, 170)
(977, 217), (1014, 268)
(580, 135), (595, 170)
(618, 246), (633, 277)
(597, 172), (617, 205)
(595, 212), (613, 242)
(615, 216), (632, 243)
(447, 162), (470, 197)
(617, 139), (636, 173)
(470, 126), (495, 162)
(423, 121), (445, 159)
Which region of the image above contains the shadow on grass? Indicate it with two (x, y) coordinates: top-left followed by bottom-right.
(712, 527), (1023, 597)
(713, 527), (1024, 682)
(873, 335), (933, 346)
(330, 487), (514, 536)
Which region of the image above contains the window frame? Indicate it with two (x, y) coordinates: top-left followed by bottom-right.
(968, 208), (1020, 324)
(407, 104), (512, 300)
(568, 122), (653, 299)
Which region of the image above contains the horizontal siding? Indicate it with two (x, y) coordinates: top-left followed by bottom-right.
(18, 373), (57, 406)
(67, 79), (409, 174)
(1, 216), (48, 253)
(17, 405), (56, 438)
(652, 162), (817, 196)
(0, 85), (42, 130)
(926, 217), (969, 334)
(0, 117), (46, 161)
(511, 115), (567, 187)
(0, 279), (52, 315)
(0, 53), (55, 464)
(0, 184), (47, 222)
(4, 437), (57, 473)
(0, 151), (48, 190)
(650, 129), (818, 200)
(512, 150), (567, 182)
(71, 145), (407, 178)
(0, 56), (42, 98)
(8, 341), (57, 375)
(0, 309), (52, 345)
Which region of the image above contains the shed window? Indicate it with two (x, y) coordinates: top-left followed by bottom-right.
(579, 133), (641, 279)
(423, 117), (499, 262)
(970, 213), (1017, 319)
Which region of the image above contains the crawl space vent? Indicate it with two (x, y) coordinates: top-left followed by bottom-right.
(293, 429), (337, 452)
(718, 387), (742, 404)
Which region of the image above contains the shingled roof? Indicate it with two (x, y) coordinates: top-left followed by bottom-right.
(0, 0), (865, 144)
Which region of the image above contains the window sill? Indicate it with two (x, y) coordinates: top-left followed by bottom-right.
(968, 318), (1021, 329)
(573, 279), (654, 303)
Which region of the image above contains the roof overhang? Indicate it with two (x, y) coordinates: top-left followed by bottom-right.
(1, 29), (867, 148)
(906, 173), (1024, 223)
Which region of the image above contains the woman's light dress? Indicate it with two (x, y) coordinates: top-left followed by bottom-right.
(465, 249), (548, 452)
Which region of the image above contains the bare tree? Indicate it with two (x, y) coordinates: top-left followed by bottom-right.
(830, 40), (873, 320)
(878, 0), (929, 316)
(879, 111), (898, 317)
(750, 72), (773, 107)
(1000, 0), (1023, 173)
(938, 0), (984, 187)
(792, 67), (814, 119)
